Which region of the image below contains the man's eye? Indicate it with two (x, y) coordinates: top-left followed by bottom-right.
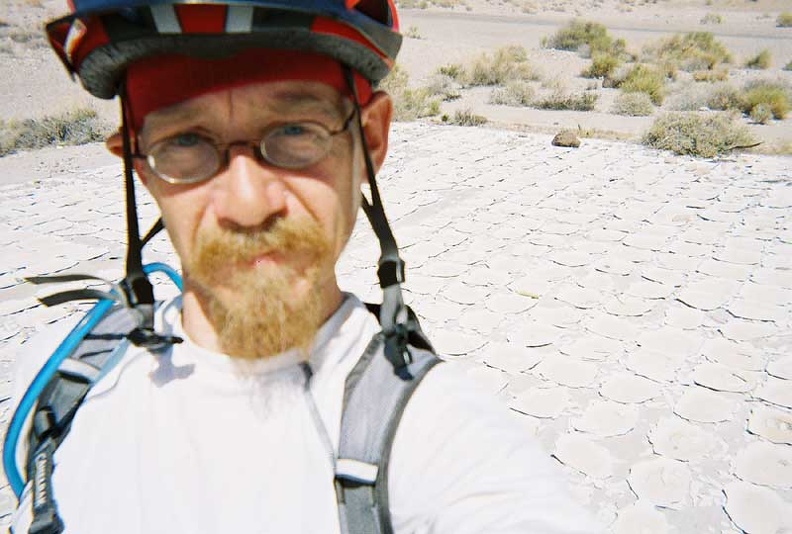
(172, 133), (203, 147)
(278, 124), (309, 136)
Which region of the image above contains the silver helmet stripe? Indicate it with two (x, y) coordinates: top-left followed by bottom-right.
(226, 6), (254, 33)
(150, 5), (182, 34)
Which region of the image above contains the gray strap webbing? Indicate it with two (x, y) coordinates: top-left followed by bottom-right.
(26, 305), (143, 534)
(336, 334), (440, 534)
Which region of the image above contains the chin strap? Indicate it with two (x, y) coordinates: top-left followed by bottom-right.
(343, 68), (412, 375)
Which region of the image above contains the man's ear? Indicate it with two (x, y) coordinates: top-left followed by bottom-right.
(105, 129), (124, 158)
(360, 91), (393, 173)
(106, 128), (149, 185)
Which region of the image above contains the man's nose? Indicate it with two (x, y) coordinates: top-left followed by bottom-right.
(211, 146), (288, 228)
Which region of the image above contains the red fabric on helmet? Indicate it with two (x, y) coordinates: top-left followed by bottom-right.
(125, 49), (372, 131)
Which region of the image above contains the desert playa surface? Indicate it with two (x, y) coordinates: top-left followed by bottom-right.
(0, 0), (791, 532)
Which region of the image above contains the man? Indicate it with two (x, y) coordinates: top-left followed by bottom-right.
(8, 1), (600, 532)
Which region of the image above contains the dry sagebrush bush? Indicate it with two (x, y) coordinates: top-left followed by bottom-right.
(489, 80), (535, 106)
(643, 32), (732, 72)
(692, 68), (729, 82)
(0, 108), (111, 156)
(535, 91), (599, 111)
(745, 49), (772, 70)
(620, 64), (666, 104)
(666, 81), (742, 112)
(740, 79), (791, 119)
(582, 53), (622, 79)
(643, 112), (755, 157)
(467, 45), (536, 86)
(612, 92), (655, 116)
(777, 12), (792, 27)
(423, 73), (462, 101)
(750, 103), (773, 124)
(541, 19), (626, 57)
(448, 109), (488, 126)
(700, 13), (723, 25)
(380, 64), (441, 121)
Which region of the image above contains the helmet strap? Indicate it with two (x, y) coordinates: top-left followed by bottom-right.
(343, 67), (412, 372)
(119, 84), (155, 310)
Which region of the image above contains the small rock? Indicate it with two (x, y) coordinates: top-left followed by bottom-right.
(551, 130), (581, 148)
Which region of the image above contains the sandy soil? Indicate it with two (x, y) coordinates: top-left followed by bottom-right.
(1, 0), (791, 153)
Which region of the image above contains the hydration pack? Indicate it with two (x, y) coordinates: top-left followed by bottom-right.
(13, 300), (439, 534)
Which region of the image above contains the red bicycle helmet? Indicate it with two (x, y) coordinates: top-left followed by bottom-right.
(46, 0), (402, 99)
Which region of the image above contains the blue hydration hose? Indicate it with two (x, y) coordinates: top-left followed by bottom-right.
(2, 263), (183, 497)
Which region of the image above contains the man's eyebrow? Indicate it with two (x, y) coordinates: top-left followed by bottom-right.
(266, 90), (347, 119)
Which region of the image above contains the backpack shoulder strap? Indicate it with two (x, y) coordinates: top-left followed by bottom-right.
(25, 305), (143, 534)
(335, 305), (441, 534)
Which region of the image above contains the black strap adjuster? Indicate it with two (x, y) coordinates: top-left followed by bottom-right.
(377, 259), (406, 288)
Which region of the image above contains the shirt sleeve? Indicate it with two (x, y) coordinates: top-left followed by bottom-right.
(388, 362), (602, 534)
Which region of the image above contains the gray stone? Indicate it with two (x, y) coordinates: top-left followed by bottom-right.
(552, 130), (581, 148)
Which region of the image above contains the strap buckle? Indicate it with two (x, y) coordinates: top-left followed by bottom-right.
(377, 258), (405, 288)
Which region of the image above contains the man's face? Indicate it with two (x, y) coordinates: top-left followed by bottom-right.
(122, 80), (392, 358)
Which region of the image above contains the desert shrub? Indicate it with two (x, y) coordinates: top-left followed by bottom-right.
(380, 64), (441, 121)
(436, 63), (465, 81)
(422, 73), (462, 101)
(0, 108), (111, 156)
(489, 80), (535, 106)
(745, 49), (771, 69)
(467, 45), (535, 86)
(644, 32), (732, 72)
(643, 112), (755, 157)
(612, 92), (655, 116)
(541, 19), (626, 57)
(777, 12), (792, 27)
(535, 91), (598, 111)
(582, 53), (621, 79)
(404, 25), (423, 39)
(449, 108), (488, 126)
(785, 60), (792, 71)
(692, 68), (729, 82)
(706, 83), (743, 110)
(750, 103), (773, 124)
(700, 13), (723, 24)
(620, 64), (666, 104)
(740, 79), (791, 119)
(8, 29), (48, 48)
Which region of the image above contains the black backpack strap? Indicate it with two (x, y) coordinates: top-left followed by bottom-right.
(335, 308), (440, 534)
(25, 305), (151, 534)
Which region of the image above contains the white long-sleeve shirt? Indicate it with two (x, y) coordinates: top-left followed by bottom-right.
(10, 294), (600, 533)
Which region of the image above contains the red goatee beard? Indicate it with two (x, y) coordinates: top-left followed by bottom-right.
(184, 217), (334, 360)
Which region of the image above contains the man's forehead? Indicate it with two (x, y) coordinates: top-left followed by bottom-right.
(125, 49), (371, 132)
(140, 82), (348, 134)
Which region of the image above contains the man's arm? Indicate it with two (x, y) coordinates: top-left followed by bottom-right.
(388, 362), (602, 534)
